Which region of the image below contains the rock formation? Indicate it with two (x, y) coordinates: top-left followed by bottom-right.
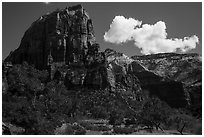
(4, 5), (109, 90)
(132, 53), (202, 113)
(4, 4), (141, 97)
(4, 4), (200, 109)
(105, 49), (190, 107)
(5, 4), (97, 69)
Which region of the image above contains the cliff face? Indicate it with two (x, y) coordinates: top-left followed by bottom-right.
(105, 49), (189, 108)
(104, 49), (143, 100)
(5, 5), (96, 70)
(132, 53), (202, 86)
(4, 5), (109, 90)
(132, 53), (202, 113)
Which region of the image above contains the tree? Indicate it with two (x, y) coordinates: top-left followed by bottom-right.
(167, 109), (195, 135)
(138, 96), (173, 131)
(3, 63), (74, 134)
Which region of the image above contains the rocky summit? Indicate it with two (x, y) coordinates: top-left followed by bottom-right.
(5, 4), (108, 90)
(5, 4), (96, 69)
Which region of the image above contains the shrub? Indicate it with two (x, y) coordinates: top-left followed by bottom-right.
(167, 109), (200, 135)
(78, 121), (97, 130)
(90, 106), (109, 119)
(138, 96), (173, 130)
(72, 125), (86, 135)
(108, 108), (125, 126)
(86, 125), (99, 131)
(102, 131), (114, 135)
(190, 122), (202, 135)
(64, 125), (74, 135)
(113, 126), (134, 134)
(97, 125), (110, 131)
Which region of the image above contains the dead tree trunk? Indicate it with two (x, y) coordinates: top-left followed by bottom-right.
(177, 123), (186, 135)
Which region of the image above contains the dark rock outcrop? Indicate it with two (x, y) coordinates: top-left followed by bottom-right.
(5, 4), (96, 70)
(4, 5), (108, 90)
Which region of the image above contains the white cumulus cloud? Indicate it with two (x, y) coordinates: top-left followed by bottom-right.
(104, 16), (142, 44)
(104, 16), (199, 55)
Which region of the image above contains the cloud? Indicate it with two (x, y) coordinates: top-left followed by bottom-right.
(104, 16), (199, 55)
(104, 16), (142, 44)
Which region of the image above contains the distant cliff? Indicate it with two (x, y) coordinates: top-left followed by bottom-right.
(105, 49), (190, 108)
(132, 53), (202, 115)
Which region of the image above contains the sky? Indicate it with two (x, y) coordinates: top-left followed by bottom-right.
(2, 2), (202, 59)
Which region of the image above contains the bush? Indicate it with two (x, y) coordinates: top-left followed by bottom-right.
(78, 121), (109, 132)
(55, 123), (86, 135)
(72, 125), (86, 135)
(108, 108), (124, 126)
(90, 106), (109, 119)
(190, 122), (202, 135)
(113, 126), (135, 134)
(85, 125), (99, 131)
(102, 131), (114, 135)
(167, 109), (200, 135)
(78, 121), (97, 131)
(138, 96), (173, 130)
(97, 125), (110, 131)
(64, 124), (74, 135)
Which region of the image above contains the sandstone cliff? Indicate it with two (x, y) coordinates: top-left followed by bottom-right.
(105, 49), (190, 108)
(132, 53), (202, 114)
(4, 5), (109, 90)
(5, 4), (96, 70)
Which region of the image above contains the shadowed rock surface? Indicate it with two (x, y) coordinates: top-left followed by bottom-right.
(5, 5), (109, 90)
(105, 49), (189, 108)
(132, 53), (202, 115)
(5, 4), (96, 69)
